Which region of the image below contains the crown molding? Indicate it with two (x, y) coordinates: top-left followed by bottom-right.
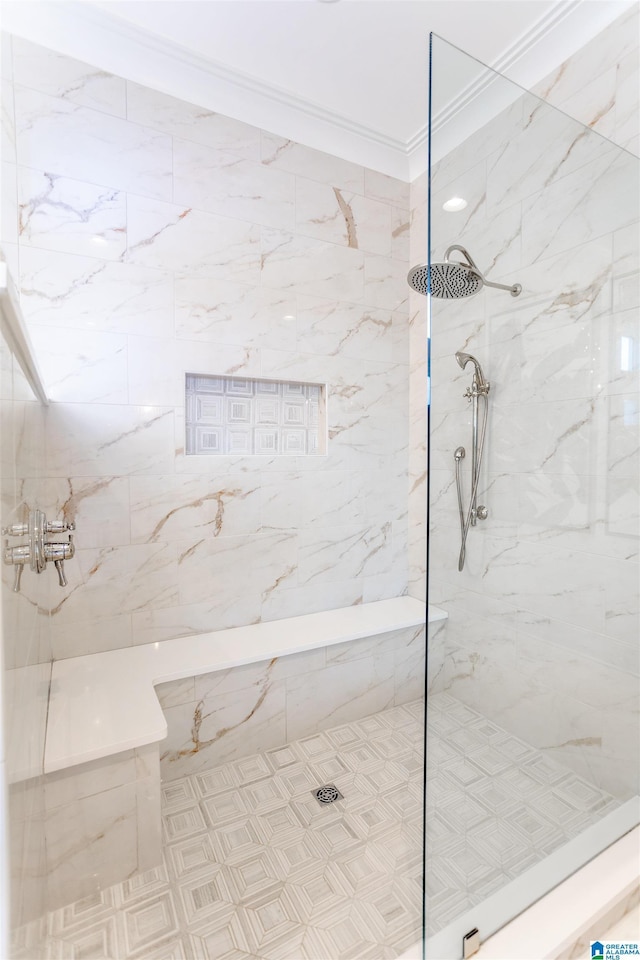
(1, 0), (633, 183)
(1, 0), (411, 176)
(407, 0), (635, 179)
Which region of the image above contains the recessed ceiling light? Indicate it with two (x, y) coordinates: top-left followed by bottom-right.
(443, 197), (468, 212)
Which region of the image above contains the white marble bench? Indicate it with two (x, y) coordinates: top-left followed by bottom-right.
(12, 598), (447, 908)
(46, 596), (446, 774)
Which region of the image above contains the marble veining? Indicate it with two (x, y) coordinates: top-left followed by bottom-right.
(18, 168), (126, 259)
(15, 86), (172, 201)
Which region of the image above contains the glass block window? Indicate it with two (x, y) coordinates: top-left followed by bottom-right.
(186, 374), (326, 456)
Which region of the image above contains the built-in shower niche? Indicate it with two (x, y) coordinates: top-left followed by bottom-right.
(185, 373), (327, 456)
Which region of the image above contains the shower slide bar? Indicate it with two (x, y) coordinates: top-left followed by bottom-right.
(454, 351), (490, 571)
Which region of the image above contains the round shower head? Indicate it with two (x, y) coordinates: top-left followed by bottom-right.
(407, 261), (483, 299)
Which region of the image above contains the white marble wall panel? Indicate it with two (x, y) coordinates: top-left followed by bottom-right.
(296, 294), (395, 363)
(485, 99), (614, 217)
(1, 34), (16, 159)
(260, 470), (365, 531)
(615, 46), (640, 154)
(173, 137), (295, 230)
(128, 339), (266, 409)
(261, 227), (364, 302)
(175, 278), (296, 351)
(40, 476), (131, 550)
(260, 132), (364, 192)
(364, 169), (410, 209)
(15, 87), (172, 200)
(429, 614), (638, 798)
(607, 394), (639, 479)
(295, 177), (392, 255)
(1, 276), (52, 932)
(28, 326), (128, 404)
(12, 37), (126, 118)
(297, 522), (393, 586)
(49, 614), (133, 662)
(159, 627), (423, 781)
(520, 151), (638, 265)
(44, 750), (137, 810)
(130, 474), (262, 543)
(126, 195), (261, 283)
(363, 254), (409, 311)
(126, 82), (261, 159)
(43, 746), (161, 910)
(391, 207), (410, 262)
(416, 12), (639, 803)
(286, 654), (395, 741)
(50, 542), (177, 627)
(195, 648), (327, 702)
(530, 5), (639, 155)
(260, 579), (365, 623)
(130, 603), (230, 647)
(160, 680), (287, 780)
(45, 403), (175, 478)
(18, 167), (126, 260)
(8, 778), (47, 929)
(19, 247), (174, 338)
(177, 531), (296, 609)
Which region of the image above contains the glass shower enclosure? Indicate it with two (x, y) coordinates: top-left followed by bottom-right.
(419, 32), (639, 959)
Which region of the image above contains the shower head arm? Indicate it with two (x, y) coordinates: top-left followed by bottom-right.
(444, 244), (480, 273)
(445, 245), (521, 298)
(482, 277), (522, 297)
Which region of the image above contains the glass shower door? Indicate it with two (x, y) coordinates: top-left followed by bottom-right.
(422, 32), (639, 958)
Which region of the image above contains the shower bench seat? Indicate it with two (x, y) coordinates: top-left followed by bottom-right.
(16, 598), (447, 908)
(45, 596), (447, 774)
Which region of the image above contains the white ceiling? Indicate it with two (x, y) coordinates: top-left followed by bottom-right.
(1, 0), (634, 178)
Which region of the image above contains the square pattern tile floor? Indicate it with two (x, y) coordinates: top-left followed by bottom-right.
(13, 694), (619, 959)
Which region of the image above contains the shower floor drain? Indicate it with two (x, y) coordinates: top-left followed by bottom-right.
(312, 784), (343, 805)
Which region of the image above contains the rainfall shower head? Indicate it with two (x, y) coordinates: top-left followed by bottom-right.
(407, 244), (521, 299)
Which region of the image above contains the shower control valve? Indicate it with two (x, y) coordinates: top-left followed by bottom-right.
(464, 381), (490, 400)
(476, 505), (489, 521)
(44, 537), (75, 587)
(3, 541), (30, 593)
(2, 509), (76, 592)
(45, 519), (75, 535)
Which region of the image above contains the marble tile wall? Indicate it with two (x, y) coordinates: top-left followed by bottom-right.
(411, 10), (639, 800)
(155, 625), (427, 781)
(6, 35), (411, 662)
(531, 4), (639, 157)
(42, 744), (161, 911)
(2, 350), (51, 933)
(1, 28), (53, 942)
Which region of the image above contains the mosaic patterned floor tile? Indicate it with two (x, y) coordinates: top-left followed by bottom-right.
(13, 694), (619, 960)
